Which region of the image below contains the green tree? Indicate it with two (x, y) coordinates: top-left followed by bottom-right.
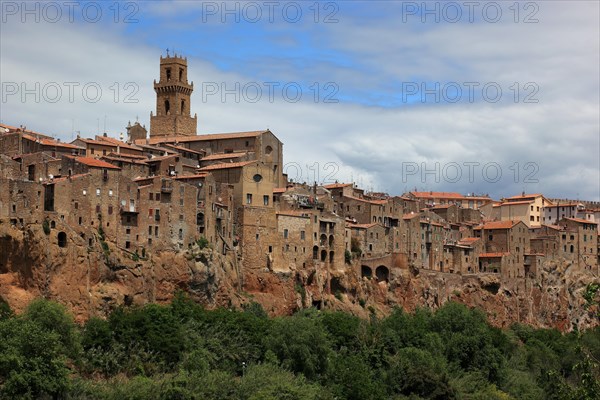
(265, 312), (331, 379)
(24, 298), (82, 360)
(0, 318), (71, 398)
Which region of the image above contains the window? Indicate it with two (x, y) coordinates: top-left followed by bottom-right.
(269, 246), (273, 253)
(530, 216), (535, 221)
(74, 202), (78, 210)
(96, 189), (100, 196)
(108, 206), (113, 215)
(284, 229), (289, 239)
(301, 230), (305, 240)
(156, 193), (161, 201)
(263, 195), (269, 205)
(155, 226), (159, 237)
(246, 193), (252, 204)
(108, 190), (113, 197)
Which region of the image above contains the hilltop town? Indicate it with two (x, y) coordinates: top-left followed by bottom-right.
(1, 55), (599, 330)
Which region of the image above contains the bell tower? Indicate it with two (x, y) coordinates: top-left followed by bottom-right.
(149, 53), (197, 138)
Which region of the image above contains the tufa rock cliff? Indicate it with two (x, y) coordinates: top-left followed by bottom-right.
(0, 221), (598, 330)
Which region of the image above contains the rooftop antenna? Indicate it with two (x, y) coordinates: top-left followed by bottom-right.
(97, 118), (100, 135)
(103, 115), (107, 134)
(166, 48), (169, 57)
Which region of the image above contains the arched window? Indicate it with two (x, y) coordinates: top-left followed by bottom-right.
(320, 250), (327, 262)
(312, 246), (318, 259)
(181, 100), (185, 114)
(376, 265), (389, 282)
(165, 100), (170, 115)
(58, 232), (67, 248)
(361, 265), (372, 278)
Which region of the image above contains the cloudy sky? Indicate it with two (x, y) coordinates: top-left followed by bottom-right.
(1, 1), (598, 200)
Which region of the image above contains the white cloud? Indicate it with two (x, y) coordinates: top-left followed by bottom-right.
(1, 1), (598, 200)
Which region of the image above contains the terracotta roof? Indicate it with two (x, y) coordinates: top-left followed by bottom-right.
(163, 143), (205, 155)
(273, 188), (287, 194)
(95, 136), (143, 151)
(133, 177), (154, 182)
(22, 133), (84, 150)
(71, 156), (120, 170)
(541, 224), (562, 231)
(430, 204), (452, 209)
(201, 152), (247, 161)
(479, 252), (508, 258)
(403, 213), (420, 220)
(564, 217), (598, 225)
(475, 220), (521, 230)
(74, 137), (117, 147)
(140, 130), (268, 145)
(410, 191), (463, 199)
(101, 155), (146, 165)
(144, 154), (177, 163)
(500, 200), (533, 206)
(344, 195), (388, 205)
(458, 237), (480, 245)
(173, 173), (209, 180)
(506, 193), (543, 200)
(199, 161), (255, 171)
(323, 183), (352, 189)
(107, 152), (147, 160)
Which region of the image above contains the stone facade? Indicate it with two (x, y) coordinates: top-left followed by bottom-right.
(150, 55), (197, 138)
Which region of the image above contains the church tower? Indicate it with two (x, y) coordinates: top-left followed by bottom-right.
(149, 53), (197, 138)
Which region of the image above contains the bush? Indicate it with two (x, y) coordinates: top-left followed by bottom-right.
(42, 219), (51, 235)
(196, 237), (209, 249)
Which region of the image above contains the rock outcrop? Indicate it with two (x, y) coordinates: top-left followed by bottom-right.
(0, 221), (598, 331)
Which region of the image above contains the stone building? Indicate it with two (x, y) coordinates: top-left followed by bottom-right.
(149, 54), (197, 137)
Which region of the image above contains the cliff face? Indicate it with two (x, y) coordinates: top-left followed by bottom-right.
(0, 222), (597, 331)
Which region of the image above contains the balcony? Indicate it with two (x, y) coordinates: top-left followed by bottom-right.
(160, 179), (173, 193)
(120, 205), (139, 214)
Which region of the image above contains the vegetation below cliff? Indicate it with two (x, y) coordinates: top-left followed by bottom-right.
(1, 295), (599, 400)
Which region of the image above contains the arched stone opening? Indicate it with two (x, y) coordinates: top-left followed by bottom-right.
(361, 265), (372, 279)
(57, 231), (67, 248)
(329, 251), (334, 263)
(329, 235), (334, 246)
(320, 234), (327, 246)
(320, 249), (327, 262)
(376, 265), (389, 282)
(312, 246), (319, 259)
